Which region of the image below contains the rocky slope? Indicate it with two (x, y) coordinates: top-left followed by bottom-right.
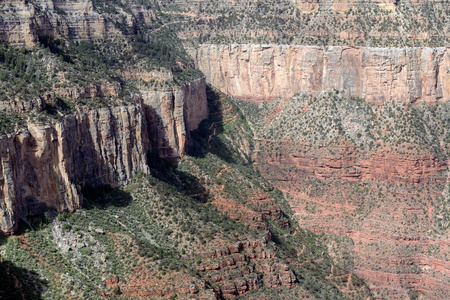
(0, 0), (210, 234)
(167, 0), (449, 46)
(2, 0), (448, 48)
(190, 44), (449, 104)
(236, 94), (450, 299)
(0, 0), (151, 45)
(0, 92), (373, 299)
(0, 0), (448, 299)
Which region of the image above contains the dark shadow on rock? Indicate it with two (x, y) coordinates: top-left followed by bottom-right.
(0, 234), (6, 246)
(136, 84), (239, 201)
(143, 101), (182, 159)
(0, 261), (46, 299)
(147, 151), (209, 202)
(187, 85), (237, 164)
(142, 85), (243, 202)
(81, 184), (133, 209)
(0, 256), (48, 299)
(16, 211), (53, 235)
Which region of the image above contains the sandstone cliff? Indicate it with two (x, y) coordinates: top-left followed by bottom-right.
(0, 0), (150, 45)
(0, 77), (208, 234)
(0, 103), (150, 233)
(141, 78), (208, 158)
(189, 44), (449, 104)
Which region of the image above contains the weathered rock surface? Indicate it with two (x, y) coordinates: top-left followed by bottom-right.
(0, 103), (150, 233)
(255, 144), (448, 184)
(0, 77), (208, 233)
(141, 78), (208, 158)
(0, 0), (151, 45)
(292, 0), (402, 13)
(189, 44), (449, 104)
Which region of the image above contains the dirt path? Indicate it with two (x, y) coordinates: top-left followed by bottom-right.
(216, 166), (230, 178)
(150, 21), (188, 34)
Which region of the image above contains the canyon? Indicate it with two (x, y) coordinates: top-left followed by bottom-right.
(0, 0), (449, 299)
(192, 45), (450, 298)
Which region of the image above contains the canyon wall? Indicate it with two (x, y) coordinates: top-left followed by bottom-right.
(0, 78), (208, 234)
(141, 78), (208, 158)
(0, 103), (150, 233)
(189, 44), (449, 104)
(0, 0), (153, 45)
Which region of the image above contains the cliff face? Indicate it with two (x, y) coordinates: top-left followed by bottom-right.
(0, 103), (150, 233)
(141, 78), (208, 158)
(190, 45), (449, 104)
(0, 78), (208, 234)
(0, 0), (154, 45)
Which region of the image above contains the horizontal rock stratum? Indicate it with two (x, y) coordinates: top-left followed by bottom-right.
(190, 44), (449, 104)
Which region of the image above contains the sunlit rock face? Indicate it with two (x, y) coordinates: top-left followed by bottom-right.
(190, 44), (449, 104)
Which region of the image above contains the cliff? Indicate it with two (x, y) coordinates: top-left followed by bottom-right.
(0, 103), (150, 233)
(141, 78), (208, 158)
(0, 77), (208, 234)
(189, 44), (449, 104)
(0, 0), (153, 45)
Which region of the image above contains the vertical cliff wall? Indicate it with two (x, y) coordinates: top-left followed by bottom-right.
(0, 78), (208, 234)
(0, 104), (150, 233)
(141, 78), (208, 159)
(189, 45), (449, 104)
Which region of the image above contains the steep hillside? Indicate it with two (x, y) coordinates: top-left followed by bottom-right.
(1, 0), (448, 47)
(0, 1), (208, 234)
(0, 89), (373, 299)
(0, 1), (448, 299)
(157, 0), (449, 47)
(236, 94), (450, 299)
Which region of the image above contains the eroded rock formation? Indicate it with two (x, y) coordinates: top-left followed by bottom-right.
(141, 78), (208, 158)
(189, 44), (449, 104)
(255, 144), (448, 184)
(0, 103), (150, 233)
(0, 0), (153, 45)
(0, 78), (208, 234)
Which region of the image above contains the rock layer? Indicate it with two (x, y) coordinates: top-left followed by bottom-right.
(0, 103), (150, 233)
(0, 78), (208, 234)
(0, 0), (147, 45)
(255, 144), (447, 184)
(141, 78), (208, 158)
(189, 44), (449, 104)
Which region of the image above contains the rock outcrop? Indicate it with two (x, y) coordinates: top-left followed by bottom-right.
(0, 0), (152, 45)
(255, 145), (448, 184)
(292, 0), (401, 13)
(0, 77), (208, 233)
(189, 44), (449, 104)
(0, 103), (150, 233)
(141, 78), (208, 158)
